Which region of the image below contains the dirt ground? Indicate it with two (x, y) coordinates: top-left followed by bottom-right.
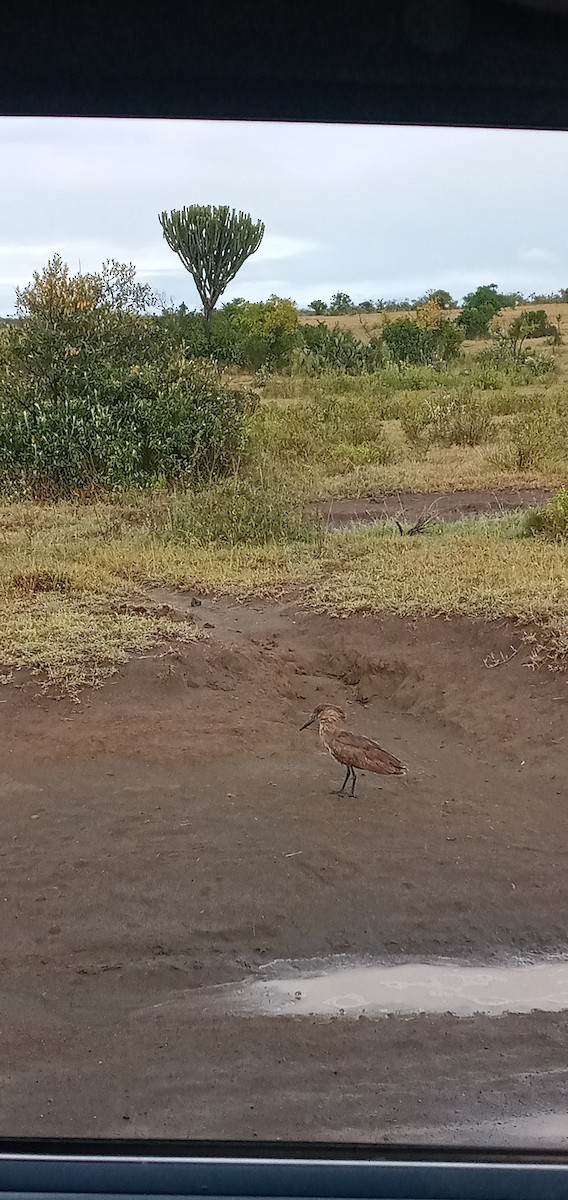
(318, 487), (557, 529)
(2, 590), (568, 1143)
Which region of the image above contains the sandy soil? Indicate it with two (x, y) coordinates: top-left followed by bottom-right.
(2, 591), (568, 1143)
(317, 487), (557, 529)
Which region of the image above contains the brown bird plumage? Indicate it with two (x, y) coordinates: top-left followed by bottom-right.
(300, 703), (407, 797)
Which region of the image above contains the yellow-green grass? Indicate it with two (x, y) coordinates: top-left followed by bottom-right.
(309, 438), (568, 499)
(312, 524), (568, 621)
(2, 597), (204, 696)
(255, 359), (568, 497)
(2, 327), (568, 690)
(256, 404), (568, 499)
(0, 499), (321, 691)
(1, 499), (568, 690)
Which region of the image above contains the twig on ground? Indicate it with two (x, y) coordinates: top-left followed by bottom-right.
(483, 645), (522, 669)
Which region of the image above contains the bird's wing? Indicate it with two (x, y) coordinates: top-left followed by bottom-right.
(333, 729), (407, 774)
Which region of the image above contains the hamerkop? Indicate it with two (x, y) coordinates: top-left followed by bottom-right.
(300, 703), (408, 797)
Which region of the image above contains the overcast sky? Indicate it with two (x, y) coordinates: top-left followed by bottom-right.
(1, 118), (567, 314)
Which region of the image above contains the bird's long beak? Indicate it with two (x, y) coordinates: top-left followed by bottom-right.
(299, 714), (315, 731)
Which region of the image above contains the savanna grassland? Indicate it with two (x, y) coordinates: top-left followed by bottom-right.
(3, 264), (568, 1143)
(1, 278), (568, 690)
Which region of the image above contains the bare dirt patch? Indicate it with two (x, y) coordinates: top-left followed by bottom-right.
(317, 487), (557, 530)
(1, 595), (567, 1142)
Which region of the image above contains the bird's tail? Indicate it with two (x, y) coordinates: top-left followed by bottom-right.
(383, 753), (408, 775)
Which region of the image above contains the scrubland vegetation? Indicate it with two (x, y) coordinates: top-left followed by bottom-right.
(1, 247), (568, 690)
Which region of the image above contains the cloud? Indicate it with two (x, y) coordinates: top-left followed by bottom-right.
(1, 119), (568, 313)
(255, 235), (320, 262)
(517, 247), (556, 264)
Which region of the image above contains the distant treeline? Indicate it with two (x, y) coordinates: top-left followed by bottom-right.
(301, 287), (568, 315)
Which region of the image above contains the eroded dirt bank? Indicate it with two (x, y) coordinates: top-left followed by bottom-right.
(1, 595), (568, 1141)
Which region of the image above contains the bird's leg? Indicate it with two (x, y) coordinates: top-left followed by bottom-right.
(338, 765), (351, 794)
(349, 768), (357, 797)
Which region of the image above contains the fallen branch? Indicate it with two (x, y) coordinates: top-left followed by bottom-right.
(392, 514), (433, 536)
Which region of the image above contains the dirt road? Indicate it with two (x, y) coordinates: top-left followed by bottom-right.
(2, 594), (568, 1142)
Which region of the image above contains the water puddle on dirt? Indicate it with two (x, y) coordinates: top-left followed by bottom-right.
(215, 956), (568, 1018)
(408, 1112), (568, 1147)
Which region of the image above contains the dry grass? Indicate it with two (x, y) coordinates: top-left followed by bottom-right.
(1, 595), (204, 696)
(2, 499), (568, 688)
(2, 309), (568, 688)
(0, 499), (320, 691)
(313, 434), (568, 498)
(300, 312), (388, 338)
(299, 302), (568, 342)
(257, 386), (568, 497)
(312, 524), (568, 621)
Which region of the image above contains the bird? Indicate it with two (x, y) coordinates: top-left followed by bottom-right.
(300, 703), (408, 797)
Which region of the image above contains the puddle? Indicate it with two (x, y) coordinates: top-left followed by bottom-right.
(315, 488), (556, 531)
(405, 1112), (568, 1147)
(212, 956), (568, 1018)
(478, 1113), (568, 1146)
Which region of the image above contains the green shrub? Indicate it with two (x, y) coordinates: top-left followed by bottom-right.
(297, 323), (384, 374)
(165, 309), (209, 357)
(221, 296), (299, 369)
(509, 308), (556, 342)
(424, 289), (456, 310)
(329, 292), (355, 314)
(161, 305), (227, 360)
(8, 257), (170, 383)
(381, 316), (462, 366)
(0, 257), (254, 497)
(160, 466), (318, 545)
(400, 389), (495, 449)
(458, 284), (517, 338)
(504, 407), (558, 470)
(0, 355), (254, 498)
(521, 489), (568, 542)
(296, 315), (461, 375)
(256, 390), (393, 468)
(161, 297), (299, 369)
(477, 330), (556, 381)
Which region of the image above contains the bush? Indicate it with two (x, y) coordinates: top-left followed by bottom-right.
(161, 296), (299, 369)
(508, 308), (556, 343)
(256, 389), (393, 469)
(400, 389), (495, 449)
(381, 315), (462, 366)
(458, 284), (518, 338)
(161, 306), (212, 358)
(476, 331), (556, 381)
(221, 296), (299, 369)
(161, 465), (318, 545)
(423, 289), (456, 311)
(504, 407), (558, 470)
(0, 355), (255, 498)
(521, 489), (568, 542)
(297, 324), (384, 374)
(0, 257), (254, 497)
(10, 255), (169, 377)
(329, 292), (355, 314)
(296, 315), (461, 375)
